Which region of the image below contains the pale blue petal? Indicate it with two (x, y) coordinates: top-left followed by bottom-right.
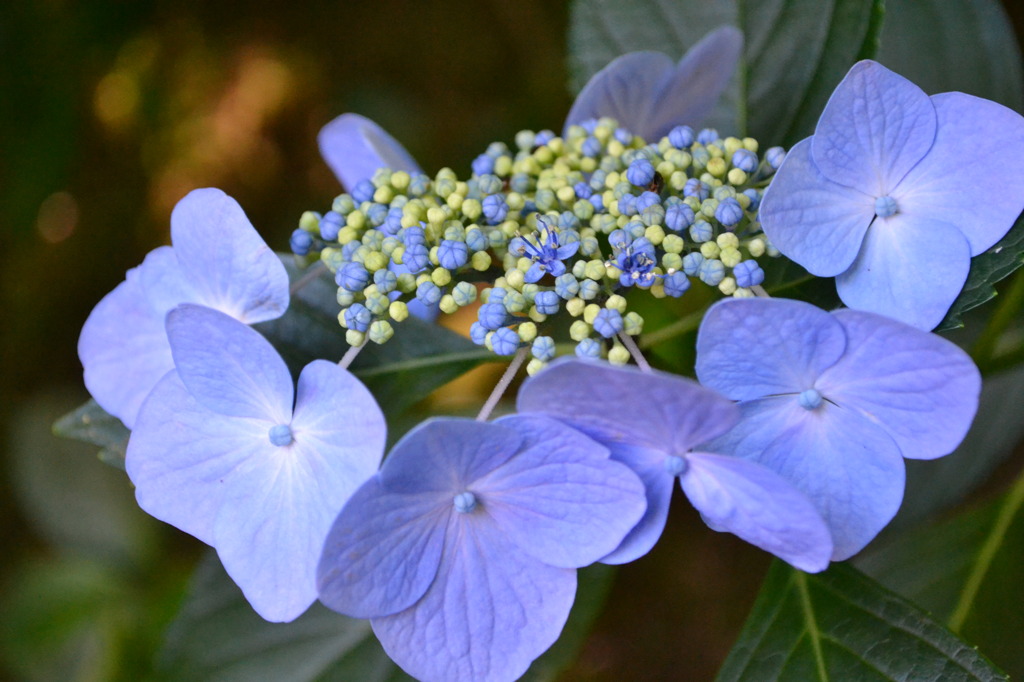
(166, 304), (293, 422)
(811, 60), (936, 196)
(836, 214), (971, 330)
(170, 188), (289, 323)
(318, 113), (421, 190)
(78, 265), (173, 429)
(597, 443), (674, 565)
(318, 477), (449, 619)
(564, 27), (742, 140)
(640, 26), (743, 140)
(706, 397), (905, 560)
(680, 452), (833, 572)
(517, 358), (737, 453)
(759, 138), (874, 277)
(483, 414), (646, 568)
(696, 298), (846, 400)
(894, 92), (1024, 255)
(290, 360), (386, 479)
(371, 516), (576, 682)
(819, 309), (981, 460)
(126, 371), (269, 546)
(379, 418), (523, 494)
(138, 246), (198, 316)
(564, 52), (674, 138)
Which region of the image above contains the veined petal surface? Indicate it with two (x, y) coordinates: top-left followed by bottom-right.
(318, 113), (420, 190)
(811, 60), (936, 196)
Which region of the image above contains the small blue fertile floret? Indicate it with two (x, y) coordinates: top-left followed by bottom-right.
(437, 239), (469, 270)
(627, 159), (656, 187)
(715, 197), (744, 227)
(533, 291), (560, 315)
(415, 281), (442, 306)
(478, 302), (510, 330)
(491, 327), (520, 355)
(665, 204), (695, 232)
(592, 309), (624, 338)
(344, 303), (373, 333)
(336, 262), (370, 291)
(731, 149), (759, 173)
(663, 271), (690, 297)
(669, 126), (695, 149)
(575, 338), (601, 358)
(351, 179), (376, 203)
(733, 260), (765, 288)
(290, 229), (314, 256)
(482, 195), (509, 224)
(319, 211), (344, 241)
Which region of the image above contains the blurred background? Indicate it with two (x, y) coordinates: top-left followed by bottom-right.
(2, 1), (1023, 680)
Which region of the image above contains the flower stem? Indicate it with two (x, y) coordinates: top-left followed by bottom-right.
(618, 332), (651, 372)
(476, 346), (529, 422)
(338, 341), (365, 370)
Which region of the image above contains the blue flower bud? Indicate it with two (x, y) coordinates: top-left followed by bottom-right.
(469, 321), (488, 345)
(408, 173), (431, 196)
(798, 388), (823, 410)
(452, 281), (477, 307)
(383, 207), (404, 235)
(613, 127), (633, 145)
(478, 302), (509, 330)
(482, 194), (509, 224)
(403, 243), (430, 273)
(290, 229), (314, 256)
(665, 204), (695, 232)
(336, 262), (370, 291)
(491, 327), (520, 355)
(509, 172), (532, 194)
(486, 141), (509, 158)
(402, 225), (426, 246)
(742, 188), (761, 211)
(682, 252), (705, 276)
(627, 158), (656, 187)
(636, 191), (660, 212)
(558, 212), (581, 231)
(373, 268), (398, 293)
(689, 221), (713, 243)
(581, 136), (603, 158)
(554, 273), (580, 299)
(488, 287), (508, 304)
(476, 174), (503, 196)
(578, 278), (600, 300)
(344, 303), (373, 333)
(766, 146), (786, 170)
(874, 195), (898, 218)
(453, 491), (478, 514)
(415, 281), (442, 306)
(472, 153), (495, 176)
(698, 258), (726, 285)
(731, 149), (759, 173)
(437, 239), (469, 270)
(465, 228), (489, 252)
(534, 130), (556, 146)
(332, 194), (356, 215)
(588, 194), (605, 212)
(668, 125), (695, 149)
(351, 179), (376, 204)
(365, 203), (388, 227)
(573, 182), (593, 200)
(684, 178), (710, 200)
(534, 290), (560, 315)
(625, 221), (646, 241)
(319, 211), (344, 241)
(592, 308), (624, 338)
(715, 197), (744, 227)
(663, 271), (691, 298)
(268, 424), (293, 447)
(575, 338), (601, 358)
(341, 241), (360, 260)
(535, 188), (556, 212)
(697, 128), (719, 145)
(589, 169), (608, 191)
(532, 336), (556, 362)
(733, 260), (765, 288)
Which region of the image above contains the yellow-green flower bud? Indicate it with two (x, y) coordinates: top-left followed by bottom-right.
(569, 320), (591, 341)
(431, 267), (452, 287)
(662, 252), (683, 271)
(347, 210), (366, 230)
(748, 238), (766, 257)
(396, 273), (416, 293)
(528, 306), (547, 323)
(345, 330), (365, 346)
(605, 264), (623, 281)
(446, 193), (464, 211)
(717, 232), (740, 249)
(337, 226), (358, 245)
(506, 268), (525, 290)
(662, 234), (684, 254)
(720, 246), (742, 268)
(566, 297), (585, 317)
(724, 137), (743, 158)
(733, 287), (755, 298)
(526, 358), (547, 376)
(645, 225), (666, 246)
(439, 294), (458, 315)
(518, 321), (538, 342)
(368, 320), (394, 344)
(299, 210), (320, 232)
(494, 156), (512, 176)
(584, 259), (606, 280)
(373, 186), (395, 204)
(623, 312), (644, 335)
(608, 344), (630, 366)
(426, 207), (447, 225)
(389, 301), (409, 321)
(605, 294), (627, 313)
(364, 251), (388, 272)
(701, 241), (721, 259)
(727, 168), (748, 186)
(583, 303), (601, 324)
(472, 251), (492, 271)
(719, 276), (737, 295)
(462, 198), (482, 221)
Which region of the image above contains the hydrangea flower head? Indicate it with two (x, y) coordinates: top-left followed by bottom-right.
(127, 304), (386, 622)
(517, 359), (833, 571)
(564, 26), (742, 140)
(317, 415), (646, 682)
(78, 188), (289, 428)
(760, 60), (1024, 329)
(695, 298), (981, 559)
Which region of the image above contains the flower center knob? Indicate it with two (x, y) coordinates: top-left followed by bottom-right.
(268, 424), (294, 447)
(874, 195), (898, 218)
(798, 389), (824, 410)
(664, 455), (688, 477)
(453, 491), (478, 514)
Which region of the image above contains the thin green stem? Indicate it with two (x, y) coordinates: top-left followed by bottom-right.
(948, 467), (1024, 633)
(970, 269), (1024, 369)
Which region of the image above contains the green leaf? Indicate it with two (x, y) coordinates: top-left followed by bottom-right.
(876, 0), (1023, 113)
(52, 398), (129, 469)
(716, 561), (1007, 681)
(857, 470), (1024, 678)
(567, 0), (885, 146)
(256, 258), (495, 416)
(936, 214), (1024, 332)
(156, 552), (413, 682)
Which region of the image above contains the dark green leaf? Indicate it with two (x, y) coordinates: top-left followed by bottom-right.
(876, 0), (1023, 113)
(716, 561), (1007, 681)
(567, 0), (884, 146)
(256, 257), (496, 416)
(52, 398), (129, 469)
(858, 471), (1024, 678)
(157, 552), (412, 682)
(936, 214), (1024, 332)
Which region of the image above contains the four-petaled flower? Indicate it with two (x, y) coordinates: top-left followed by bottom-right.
(317, 415), (646, 682)
(78, 188), (289, 428)
(695, 298), (981, 559)
(760, 60), (1024, 330)
(517, 359), (833, 571)
(127, 304), (386, 622)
